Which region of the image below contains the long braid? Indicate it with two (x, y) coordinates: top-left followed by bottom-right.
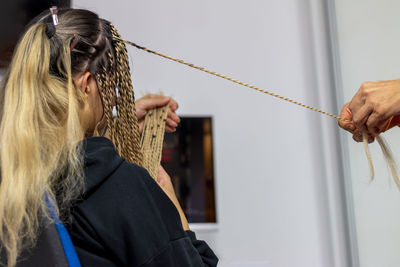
(114, 24), (142, 164)
(96, 67), (114, 141)
(96, 23), (142, 165)
(107, 56), (123, 152)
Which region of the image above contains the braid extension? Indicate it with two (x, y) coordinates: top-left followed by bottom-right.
(110, 38), (134, 161)
(113, 37), (400, 189)
(92, 24), (143, 166)
(97, 61), (123, 158)
(107, 24), (142, 165)
(96, 67), (113, 137)
(103, 54), (121, 151)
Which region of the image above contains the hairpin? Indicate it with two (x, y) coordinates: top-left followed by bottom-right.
(70, 34), (80, 52)
(49, 6), (58, 26)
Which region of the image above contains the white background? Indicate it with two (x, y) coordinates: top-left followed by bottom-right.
(334, 0), (400, 266)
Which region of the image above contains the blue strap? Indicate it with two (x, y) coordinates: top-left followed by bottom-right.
(45, 196), (82, 267)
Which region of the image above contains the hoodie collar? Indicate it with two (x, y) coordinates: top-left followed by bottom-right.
(83, 137), (124, 194)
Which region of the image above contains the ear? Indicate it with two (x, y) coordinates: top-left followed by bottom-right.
(82, 72), (96, 97)
(74, 72), (95, 96)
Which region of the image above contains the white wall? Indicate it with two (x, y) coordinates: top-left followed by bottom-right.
(334, 0), (400, 266)
(72, 1), (350, 266)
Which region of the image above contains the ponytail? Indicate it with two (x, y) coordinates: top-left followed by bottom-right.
(0, 7), (143, 266)
(0, 22), (86, 267)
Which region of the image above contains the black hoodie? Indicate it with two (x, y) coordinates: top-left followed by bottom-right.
(68, 137), (218, 266)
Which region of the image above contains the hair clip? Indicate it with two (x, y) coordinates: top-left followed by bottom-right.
(45, 23), (56, 39)
(49, 6), (58, 26)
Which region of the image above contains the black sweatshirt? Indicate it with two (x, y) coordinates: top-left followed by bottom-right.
(68, 137), (218, 266)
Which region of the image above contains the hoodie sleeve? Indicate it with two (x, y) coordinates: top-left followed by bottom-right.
(70, 161), (218, 267)
(185, 230), (219, 267)
(139, 230), (218, 267)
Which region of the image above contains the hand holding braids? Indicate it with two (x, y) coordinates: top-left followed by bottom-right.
(96, 23), (143, 166)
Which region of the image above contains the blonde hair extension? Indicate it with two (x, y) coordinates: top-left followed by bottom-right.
(362, 132), (375, 179)
(376, 135), (400, 189)
(362, 132), (400, 189)
(140, 101), (170, 179)
(120, 39), (400, 190)
(94, 23), (143, 166)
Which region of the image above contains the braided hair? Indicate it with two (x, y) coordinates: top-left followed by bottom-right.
(36, 8), (143, 165)
(94, 23), (143, 165)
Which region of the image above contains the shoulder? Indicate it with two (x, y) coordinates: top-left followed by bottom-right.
(82, 136), (155, 195)
(70, 158), (185, 265)
(79, 157), (173, 222)
(98, 160), (182, 235)
(72, 137), (187, 265)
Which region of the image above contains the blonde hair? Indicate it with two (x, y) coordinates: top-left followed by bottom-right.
(0, 8), (142, 266)
(0, 23), (85, 266)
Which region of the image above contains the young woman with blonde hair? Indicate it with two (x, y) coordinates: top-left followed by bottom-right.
(0, 8), (217, 267)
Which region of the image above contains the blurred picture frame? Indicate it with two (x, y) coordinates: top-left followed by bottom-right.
(162, 116), (217, 223)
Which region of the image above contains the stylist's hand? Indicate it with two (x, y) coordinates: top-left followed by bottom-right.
(345, 79), (400, 135)
(135, 94), (180, 133)
(338, 102), (375, 143)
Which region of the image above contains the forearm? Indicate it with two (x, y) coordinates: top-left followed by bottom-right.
(164, 190), (189, 230)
